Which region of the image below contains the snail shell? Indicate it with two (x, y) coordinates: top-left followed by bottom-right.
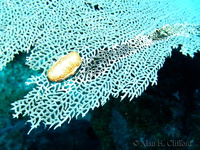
(47, 51), (82, 82)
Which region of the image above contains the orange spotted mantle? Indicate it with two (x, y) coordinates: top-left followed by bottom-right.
(47, 51), (82, 82)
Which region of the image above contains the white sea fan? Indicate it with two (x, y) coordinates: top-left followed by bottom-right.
(0, 0), (199, 133)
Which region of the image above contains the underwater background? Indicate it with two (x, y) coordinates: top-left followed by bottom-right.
(0, 46), (200, 150)
(0, 0), (200, 150)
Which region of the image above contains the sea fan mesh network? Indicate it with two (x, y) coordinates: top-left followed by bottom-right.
(0, 0), (199, 133)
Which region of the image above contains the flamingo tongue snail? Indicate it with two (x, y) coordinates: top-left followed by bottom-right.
(47, 51), (82, 82)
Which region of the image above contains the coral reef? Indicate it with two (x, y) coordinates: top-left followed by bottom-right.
(0, 0), (199, 135)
